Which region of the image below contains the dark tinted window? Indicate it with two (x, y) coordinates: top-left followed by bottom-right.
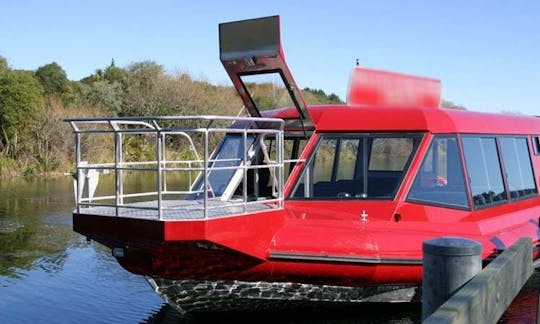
(534, 136), (540, 155)
(499, 137), (537, 199)
(369, 138), (417, 171)
(292, 133), (422, 199)
(264, 137), (308, 181)
(407, 136), (469, 209)
(203, 134), (254, 196)
(462, 136), (507, 207)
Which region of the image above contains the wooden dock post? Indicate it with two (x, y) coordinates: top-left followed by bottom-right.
(423, 237), (533, 323)
(422, 237), (482, 320)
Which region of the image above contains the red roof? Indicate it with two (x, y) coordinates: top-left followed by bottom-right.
(271, 105), (540, 134)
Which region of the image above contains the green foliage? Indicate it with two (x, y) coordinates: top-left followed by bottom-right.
(122, 61), (165, 116)
(243, 83), (344, 110)
(0, 70), (45, 159)
(0, 154), (18, 177)
(61, 81), (84, 107)
(0, 56), (8, 73)
(441, 100), (467, 110)
(35, 62), (69, 96)
(80, 69), (103, 84)
(303, 87), (343, 104)
(122, 135), (157, 162)
(84, 80), (123, 114)
(104, 65), (127, 84)
(75, 63), (128, 114)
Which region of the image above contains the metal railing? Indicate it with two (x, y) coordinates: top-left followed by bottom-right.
(66, 115), (285, 220)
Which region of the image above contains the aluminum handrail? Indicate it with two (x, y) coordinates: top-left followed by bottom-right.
(66, 115), (283, 123)
(66, 115), (283, 133)
(68, 115), (285, 220)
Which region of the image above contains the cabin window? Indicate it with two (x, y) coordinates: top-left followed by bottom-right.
(263, 136), (308, 181)
(461, 136), (507, 207)
(499, 137), (538, 199)
(239, 73), (296, 113)
(407, 136), (469, 209)
(236, 136), (307, 199)
(192, 133), (296, 200)
(534, 136), (540, 155)
(204, 134), (255, 196)
(291, 133), (422, 200)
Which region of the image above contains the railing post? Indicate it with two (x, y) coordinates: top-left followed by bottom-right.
(114, 129), (123, 216)
(203, 129), (209, 219)
(156, 130), (163, 220)
(162, 132), (167, 193)
(422, 236), (482, 320)
(75, 132), (81, 213)
(277, 130), (283, 208)
(242, 129), (248, 213)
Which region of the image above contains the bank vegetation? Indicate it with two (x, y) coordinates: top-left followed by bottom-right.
(0, 57), (348, 179)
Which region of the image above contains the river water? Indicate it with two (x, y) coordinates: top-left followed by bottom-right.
(1, 177), (534, 323)
(0, 177), (168, 323)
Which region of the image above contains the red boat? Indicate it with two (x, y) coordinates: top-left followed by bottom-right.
(66, 16), (540, 312)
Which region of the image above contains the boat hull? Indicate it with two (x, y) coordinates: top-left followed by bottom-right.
(74, 211), (427, 286)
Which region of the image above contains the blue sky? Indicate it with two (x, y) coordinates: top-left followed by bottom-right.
(1, 1), (539, 115)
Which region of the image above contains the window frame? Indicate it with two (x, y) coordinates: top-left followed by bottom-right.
(458, 133), (539, 210)
(289, 132), (424, 200)
(461, 135), (508, 210)
(497, 135), (538, 202)
(406, 134), (471, 210)
(533, 136), (540, 156)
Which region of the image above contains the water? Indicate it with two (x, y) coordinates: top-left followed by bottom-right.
(0, 177), (166, 323)
(6, 176), (534, 323)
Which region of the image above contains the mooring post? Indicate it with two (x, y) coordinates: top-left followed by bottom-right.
(422, 237), (482, 320)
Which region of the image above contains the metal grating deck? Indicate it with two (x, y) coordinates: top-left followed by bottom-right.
(77, 199), (277, 220)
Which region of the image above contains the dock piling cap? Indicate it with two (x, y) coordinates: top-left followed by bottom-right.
(423, 236), (482, 256)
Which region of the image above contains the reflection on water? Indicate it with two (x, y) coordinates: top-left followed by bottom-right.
(498, 268), (540, 323)
(0, 242), (165, 323)
(0, 177), (165, 323)
(0, 178), (73, 278)
(144, 303), (420, 324)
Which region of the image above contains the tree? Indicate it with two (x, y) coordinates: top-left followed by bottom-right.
(0, 70), (44, 158)
(35, 62), (69, 96)
(0, 56), (8, 73)
(441, 100), (467, 110)
(84, 80), (123, 114)
(326, 93), (342, 104)
(79, 69), (103, 84)
(302, 87), (343, 104)
(122, 61), (165, 116)
(104, 65), (127, 84)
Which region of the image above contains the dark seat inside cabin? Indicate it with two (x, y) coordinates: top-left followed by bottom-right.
(311, 172), (401, 198)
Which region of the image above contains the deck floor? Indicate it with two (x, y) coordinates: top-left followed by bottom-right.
(77, 199), (276, 220)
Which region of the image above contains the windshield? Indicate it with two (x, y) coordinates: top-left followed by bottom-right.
(193, 134), (256, 198)
(291, 133), (423, 199)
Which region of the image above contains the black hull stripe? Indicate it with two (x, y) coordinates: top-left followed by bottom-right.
(269, 252), (423, 265)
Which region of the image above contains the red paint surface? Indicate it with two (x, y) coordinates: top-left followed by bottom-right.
(347, 66), (441, 108)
